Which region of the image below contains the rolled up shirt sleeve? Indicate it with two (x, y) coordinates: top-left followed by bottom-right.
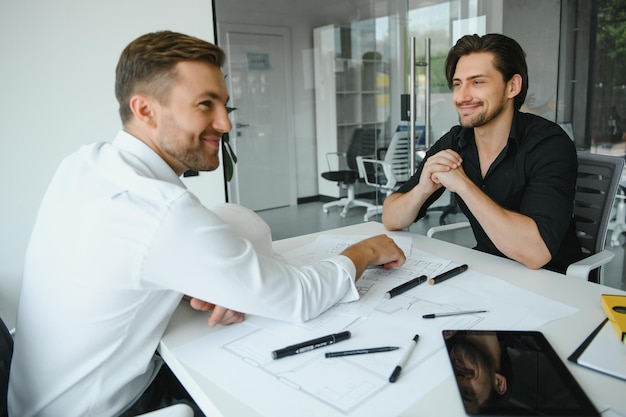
(519, 134), (578, 256)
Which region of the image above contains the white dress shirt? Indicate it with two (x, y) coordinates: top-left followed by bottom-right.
(9, 130), (359, 417)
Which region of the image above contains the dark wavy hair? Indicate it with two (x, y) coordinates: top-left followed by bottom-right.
(445, 33), (528, 110)
(115, 30), (225, 124)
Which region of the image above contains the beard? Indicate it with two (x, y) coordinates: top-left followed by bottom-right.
(178, 145), (220, 172)
(158, 133), (221, 173)
(457, 99), (506, 128)
(158, 113), (222, 173)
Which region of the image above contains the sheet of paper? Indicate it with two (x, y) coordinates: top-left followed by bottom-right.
(173, 237), (578, 417)
(576, 320), (626, 381)
(281, 234), (414, 264)
(281, 235), (451, 317)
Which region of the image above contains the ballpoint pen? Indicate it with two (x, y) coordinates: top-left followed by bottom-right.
(422, 310), (488, 319)
(325, 346), (399, 358)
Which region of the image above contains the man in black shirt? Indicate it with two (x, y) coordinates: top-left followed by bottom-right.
(383, 33), (582, 273)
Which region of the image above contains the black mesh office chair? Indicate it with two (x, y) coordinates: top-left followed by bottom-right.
(0, 316), (12, 417)
(570, 151), (624, 283)
(427, 151), (624, 283)
(356, 130), (411, 221)
(321, 128), (379, 218)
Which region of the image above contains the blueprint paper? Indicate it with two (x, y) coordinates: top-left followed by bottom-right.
(173, 237), (578, 417)
(282, 235), (451, 317)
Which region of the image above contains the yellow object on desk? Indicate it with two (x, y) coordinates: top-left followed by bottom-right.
(601, 294), (626, 344)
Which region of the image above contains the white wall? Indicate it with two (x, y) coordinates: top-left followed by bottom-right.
(0, 0), (224, 329)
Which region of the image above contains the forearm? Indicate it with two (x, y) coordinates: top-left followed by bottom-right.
(458, 180), (551, 269)
(384, 147), (462, 231)
(341, 244), (376, 279)
(341, 234), (406, 279)
(382, 187), (433, 231)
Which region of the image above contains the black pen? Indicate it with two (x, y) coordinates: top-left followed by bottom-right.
(428, 264), (468, 285)
(272, 331), (351, 359)
(325, 346), (399, 358)
(385, 275), (427, 299)
(389, 334), (419, 383)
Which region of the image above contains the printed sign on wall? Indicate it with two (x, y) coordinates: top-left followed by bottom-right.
(247, 53), (270, 70)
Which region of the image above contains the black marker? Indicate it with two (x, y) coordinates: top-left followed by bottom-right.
(272, 331), (351, 359)
(385, 275), (427, 299)
(325, 346), (399, 358)
(428, 264), (468, 285)
(389, 334), (419, 383)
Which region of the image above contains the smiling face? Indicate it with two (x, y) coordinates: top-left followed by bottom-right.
(143, 60), (232, 176)
(452, 52), (518, 129)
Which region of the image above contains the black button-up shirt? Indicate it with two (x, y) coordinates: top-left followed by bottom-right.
(396, 110), (583, 273)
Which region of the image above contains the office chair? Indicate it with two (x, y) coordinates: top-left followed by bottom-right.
(0, 315), (194, 417)
(410, 125), (459, 225)
(609, 166), (626, 247)
(321, 128), (379, 218)
(568, 151), (624, 282)
(356, 130), (411, 221)
(427, 151), (625, 283)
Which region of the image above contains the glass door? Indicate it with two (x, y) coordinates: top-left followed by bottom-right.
(404, 0), (562, 171)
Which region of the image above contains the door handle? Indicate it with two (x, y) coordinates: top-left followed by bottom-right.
(236, 123), (250, 128)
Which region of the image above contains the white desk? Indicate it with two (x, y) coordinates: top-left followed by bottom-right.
(159, 222), (626, 417)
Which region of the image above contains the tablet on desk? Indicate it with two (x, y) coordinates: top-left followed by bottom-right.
(442, 330), (599, 417)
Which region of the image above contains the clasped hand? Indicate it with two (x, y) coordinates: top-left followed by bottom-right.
(422, 149), (466, 192)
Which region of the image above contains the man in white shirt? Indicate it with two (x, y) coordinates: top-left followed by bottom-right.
(8, 31), (405, 417)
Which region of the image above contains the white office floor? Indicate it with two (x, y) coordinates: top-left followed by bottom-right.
(256, 200), (626, 291)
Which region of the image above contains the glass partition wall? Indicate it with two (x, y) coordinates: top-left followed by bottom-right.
(214, 0), (619, 217)
(313, 20), (392, 205)
(589, 0), (626, 149)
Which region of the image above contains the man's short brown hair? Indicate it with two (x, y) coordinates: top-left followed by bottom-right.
(445, 33), (528, 111)
(115, 31), (226, 124)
